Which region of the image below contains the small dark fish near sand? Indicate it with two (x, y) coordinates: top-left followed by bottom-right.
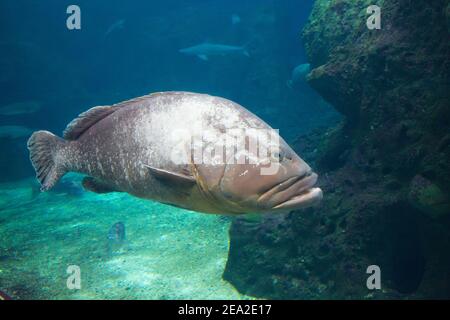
(108, 222), (126, 242)
(107, 222), (126, 255)
(51, 177), (84, 197)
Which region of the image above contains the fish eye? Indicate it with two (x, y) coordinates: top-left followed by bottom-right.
(274, 150), (293, 162)
(271, 151), (283, 162)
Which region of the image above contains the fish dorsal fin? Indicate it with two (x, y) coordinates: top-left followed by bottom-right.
(112, 94), (155, 108)
(112, 92), (197, 107)
(63, 105), (119, 140)
(63, 94), (157, 140)
(64, 93), (186, 140)
(144, 164), (196, 188)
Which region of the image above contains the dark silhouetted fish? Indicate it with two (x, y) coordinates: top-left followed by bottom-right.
(50, 177), (84, 197)
(108, 222), (126, 243)
(107, 222), (126, 255)
(287, 63), (311, 88)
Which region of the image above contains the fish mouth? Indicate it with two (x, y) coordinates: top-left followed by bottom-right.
(257, 171), (323, 210)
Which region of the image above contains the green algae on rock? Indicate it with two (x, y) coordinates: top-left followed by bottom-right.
(409, 175), (450, 219)
(224, 0), (450, 299)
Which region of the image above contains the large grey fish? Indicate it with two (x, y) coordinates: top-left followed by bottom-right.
(27, 92), (322, 215)
(179, 43), (250, 61)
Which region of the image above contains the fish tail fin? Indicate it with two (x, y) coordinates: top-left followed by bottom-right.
(27, 130), (68, 191)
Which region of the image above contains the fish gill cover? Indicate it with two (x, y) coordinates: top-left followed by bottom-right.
(0, 0), (449, 300)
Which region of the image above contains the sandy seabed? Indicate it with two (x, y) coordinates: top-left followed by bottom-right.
(0, 174), (253, 300)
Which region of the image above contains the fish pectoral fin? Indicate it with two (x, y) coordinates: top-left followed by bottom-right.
(82, 177), (118, 194)
(144, 165), (196, 188)
(197, 54), (208, 61)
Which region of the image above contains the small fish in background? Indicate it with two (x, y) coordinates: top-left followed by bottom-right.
(0, 125), (33, 139)
(104, 19), (125, 38)
(287, 63), (311, 89)
(50, 176), (84, 197)
(28, 175), (84, 200)
(179, 42), (250, 61)
(107, 222), (127, 255)
(0, 101), (41, 116)
(231, 14), (241, 25)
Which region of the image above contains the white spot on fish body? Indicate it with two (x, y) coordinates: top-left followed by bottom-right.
(239, 170), (249, 177)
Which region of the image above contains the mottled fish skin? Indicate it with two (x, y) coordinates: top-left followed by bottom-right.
(28, 91), (322, 215)
(62, 92), (269, 211)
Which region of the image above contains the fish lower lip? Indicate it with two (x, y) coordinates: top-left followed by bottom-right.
(257, 171), (320, 210)
(258, 171), (312, 203)
(273, 187), (323, 209)
(271, 173), (318, 205)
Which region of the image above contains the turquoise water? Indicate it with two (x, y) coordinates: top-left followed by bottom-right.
(0, 175), (252, 299)
(0, 0), (339, 300)
(1, 0), (447, 301)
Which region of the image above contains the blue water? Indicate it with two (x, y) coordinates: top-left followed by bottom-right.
(0, 0), (340, 299)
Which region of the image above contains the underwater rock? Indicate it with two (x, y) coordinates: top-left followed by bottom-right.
(408, 175), (450, 219)
(446, 3), (450, 33)
(224, 0), (450, 299)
